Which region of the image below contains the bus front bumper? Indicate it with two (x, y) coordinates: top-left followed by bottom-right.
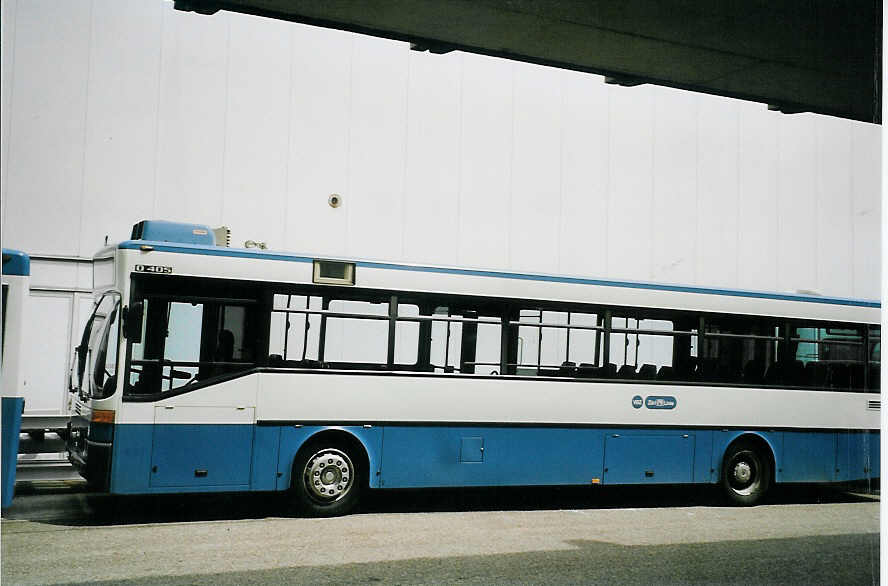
(67, 421), (112, 491)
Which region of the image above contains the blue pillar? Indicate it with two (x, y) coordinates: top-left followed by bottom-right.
(1, 397), (24, 509)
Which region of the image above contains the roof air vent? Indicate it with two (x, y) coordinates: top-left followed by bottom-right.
(130, 220), (215, 245)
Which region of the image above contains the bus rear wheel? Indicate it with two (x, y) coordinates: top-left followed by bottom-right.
(722, 441), (771, 506)
(292, 442), (362, 517)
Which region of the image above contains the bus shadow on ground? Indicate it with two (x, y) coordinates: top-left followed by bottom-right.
(361, 482), (878, 514)
(19, 480), (878, 528)
(66, 532), (881, 586)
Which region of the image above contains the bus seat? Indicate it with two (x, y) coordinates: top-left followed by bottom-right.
(868, 364), (880, 390)
(577, 363), (597, 378)
(637, 364), (656, 380)
(785, 360), (805, 386)
(805, 361), (828, 388)
(742, 359), (765, 385)
(672, 360), (693, 381)
(698, 358), (719, 381)
(716, 364), (738, 383)
(295, 359), (322, 369)
(617, 364), (636, 379)
(827, 363), (850, 390)
(656, 365), (674, 381)
(763, 361), (782, 384)
(559, 361), (577, 377)
(849, 363), (865, 390)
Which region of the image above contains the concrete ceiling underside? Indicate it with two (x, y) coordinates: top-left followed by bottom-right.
(174, 0), (882, 124)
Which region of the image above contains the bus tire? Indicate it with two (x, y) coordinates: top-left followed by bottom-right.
(292, 441), (362, 517)
(721, 440), (771, 506)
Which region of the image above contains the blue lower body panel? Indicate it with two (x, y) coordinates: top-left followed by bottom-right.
(604, 433), (696, 484)
(111, 423), (281, 494)
(1, 398), (24, 508)
(380, 427), (605, 488)
(376, 427), (715, 489)
(105, 423), (879, 495)
(781, 432), (837, 482)
(835, 431), (880, 481)
(781, 430), (880, 483)
(149, 424), (254, 488)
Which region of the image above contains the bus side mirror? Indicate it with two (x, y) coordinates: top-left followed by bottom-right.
(125, 302), (144, 343)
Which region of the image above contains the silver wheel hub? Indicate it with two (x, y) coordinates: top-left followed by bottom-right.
(303, 448), (354, 502)
(727, 451), (762, 497)
(733, 461), (752, 484)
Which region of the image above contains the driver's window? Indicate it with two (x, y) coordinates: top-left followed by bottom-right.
(162, 302), (204, 389)
(127, 296), (257, 396)
(128, 300), (204, 394)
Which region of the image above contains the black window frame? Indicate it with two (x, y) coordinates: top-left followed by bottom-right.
(122, 275), (266, 402)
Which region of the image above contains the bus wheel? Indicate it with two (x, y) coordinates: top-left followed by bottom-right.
(722, 441), (770, 506)
(292, 442), (361, 517)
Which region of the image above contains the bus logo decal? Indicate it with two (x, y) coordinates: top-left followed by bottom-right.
(631, 395), (643, 409)
(645, 396), (676, 409)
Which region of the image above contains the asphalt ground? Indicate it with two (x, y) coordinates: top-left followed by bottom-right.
(1, 482), (879, 585)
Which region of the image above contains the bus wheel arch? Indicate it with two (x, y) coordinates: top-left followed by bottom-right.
(290, 430), (370, 517)
(721, 434), (775, 506)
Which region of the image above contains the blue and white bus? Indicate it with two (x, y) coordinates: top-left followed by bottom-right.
(2, 249), (30, 508)
(67, 220), (880, 515)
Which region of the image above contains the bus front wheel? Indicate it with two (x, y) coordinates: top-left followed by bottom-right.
(292, 441), (362, 517)
(722, 441), (771, 506)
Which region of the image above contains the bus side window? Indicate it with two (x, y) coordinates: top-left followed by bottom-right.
(167, 302), (203, 384)
(607, 315), (683, 382)
(324, 299), (389, 366)
(789, 325), (864, 390)
(1, 284), (7, 363)
(127, 297), (258, 396)
(421, 306), (500, 375)
(128, 299), (165, 394)
(699, 318), (781, 386)
(394, 303), (419, 367)
(868, 325), (880, 392)
(129, 301), (202, 394)
(512, 309), (601, 378)
(268, 294), (322, 366)
(474, 318), (501, 376)
(429, 306), (462, 373)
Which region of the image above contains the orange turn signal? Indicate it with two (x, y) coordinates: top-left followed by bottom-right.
(91, 409), (115, 424)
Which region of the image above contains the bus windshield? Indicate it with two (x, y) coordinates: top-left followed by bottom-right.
(72, 292), (120, 399)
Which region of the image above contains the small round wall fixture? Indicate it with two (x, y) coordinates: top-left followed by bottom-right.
(328, 193), (342, 208)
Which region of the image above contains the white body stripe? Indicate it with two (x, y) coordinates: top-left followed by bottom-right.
(153, 405), (255, 425)
(117, 371), (878, 431)
(119, 376), (258, 424)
